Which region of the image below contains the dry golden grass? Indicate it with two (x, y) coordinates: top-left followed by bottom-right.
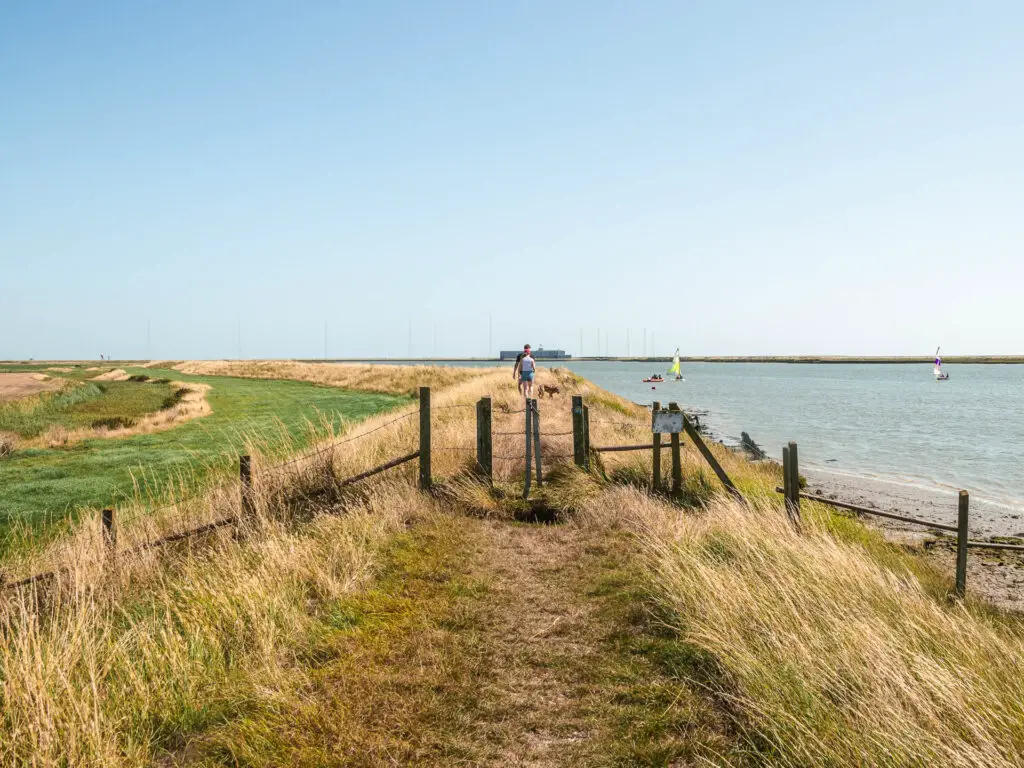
(4, 363), (1024, 765)
(91, 368), (130, 381)
(175, 359), (494, 397)
(582, 488), (1024, 766)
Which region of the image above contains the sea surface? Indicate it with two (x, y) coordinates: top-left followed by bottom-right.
(351, 359), (1024, 512)
(565, 361), (1024, 512)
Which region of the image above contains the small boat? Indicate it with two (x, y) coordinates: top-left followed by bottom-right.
(643, 375), (665, 383)
(668, 348), (684, 381)
(934, 347), (950, 381)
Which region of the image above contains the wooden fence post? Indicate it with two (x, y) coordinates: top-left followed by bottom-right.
(239, 455), (255, 523)
(572, 395), (585, 468)
(476, 396), (493, 484)
(682, 414), (742, 500)
(419, 386), (431, 490)
(956, 490), (969, 598)
(102, 509), (116, 556)
(668, 402), (682, 495)
(524, 400), (533, 499)
(652, 401), (662, 491)
(532, 399), (543, 487)
(582, 405), (591, 471)
(787, 441), (801, 523)
(782, 446), (791, 510)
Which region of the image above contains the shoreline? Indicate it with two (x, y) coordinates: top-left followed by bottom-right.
(801, 466), (1024, 539)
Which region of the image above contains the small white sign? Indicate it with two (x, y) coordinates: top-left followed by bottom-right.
(652, 410), (684, 434)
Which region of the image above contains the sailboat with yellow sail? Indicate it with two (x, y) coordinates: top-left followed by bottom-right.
(668, 348), (684, 381)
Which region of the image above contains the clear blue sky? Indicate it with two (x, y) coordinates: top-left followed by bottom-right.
(2, 1), (1022, 359)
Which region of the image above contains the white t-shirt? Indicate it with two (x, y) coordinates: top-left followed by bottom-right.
(520, 355), (535, 373)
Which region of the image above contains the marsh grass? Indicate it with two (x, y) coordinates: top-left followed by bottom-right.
(3, 363), (1024, 765)
(583, 489), (1024, 767)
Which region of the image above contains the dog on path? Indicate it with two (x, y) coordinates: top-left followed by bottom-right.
(538, 384), (561, 399)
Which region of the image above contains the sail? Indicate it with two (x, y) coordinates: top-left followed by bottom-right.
(668, 348), (681, 375)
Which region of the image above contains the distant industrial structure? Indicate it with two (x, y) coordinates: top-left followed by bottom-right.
(499, 346), (571, 361)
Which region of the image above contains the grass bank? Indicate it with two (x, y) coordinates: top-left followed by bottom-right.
(2, 363), (1022, 766)
(0, 366), (410, 545)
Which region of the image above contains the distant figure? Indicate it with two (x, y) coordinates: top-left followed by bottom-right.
(512, 343), (531, 395)
(519, 346), (536, 398)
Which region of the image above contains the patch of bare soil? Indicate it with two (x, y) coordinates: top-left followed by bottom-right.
(0, 373), (62, 402)
(461, 518), (731, 766)
(91, 368), (129, 381)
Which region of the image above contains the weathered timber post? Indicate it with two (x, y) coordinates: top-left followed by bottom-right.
(532, 399), (543, 487)
(476, 396), (493, 484)
(782, 446), (792, 510)
(419, 387), (432, 490)
(239, 455), (256, 524)
(682, 414), (742, 500)
(787, 441), (801, 523)
(572, 395), (586, 468)
(102, 508), (116, 557)
(668, 402), (682, 495)
(652, 400), (662, 491)
(955, 490), (969, 598)
(582, 404), (591, 471)
(524, 399), (533, 499)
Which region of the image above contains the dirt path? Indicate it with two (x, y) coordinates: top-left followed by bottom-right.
(462, 517), (732, 766)
(170, 511), (732, 766)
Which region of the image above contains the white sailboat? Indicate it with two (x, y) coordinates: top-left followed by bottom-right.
(668, 348), (684, 381)
(934, 347), (949, 381)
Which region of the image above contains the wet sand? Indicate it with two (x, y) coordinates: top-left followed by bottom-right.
(804, 467), (1024, 611)
(803, 467), (1024, 539)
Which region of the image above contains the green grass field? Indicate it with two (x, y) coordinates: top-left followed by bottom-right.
(0, 379), (176, 437)
(0, 366), (407, 540)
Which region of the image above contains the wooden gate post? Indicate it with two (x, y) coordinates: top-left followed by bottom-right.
(532, 399), (543, 487)
(955, 490), (969, 598)
(782, 446), (791, 510)
(102, 509), (116, 557)
(572, 395), (585, 468)
(668, 403), (682, 495)
(787, 441), (801, 523)
(476, 396), (493, 484)
(524, 400), (533, 499)
(582, 405), (591, 471)
(652, 400), (662, 491)
(419, 387), (432, 490)
(240, 455), (256, 523)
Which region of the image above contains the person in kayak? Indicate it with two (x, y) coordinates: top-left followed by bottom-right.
(519, 346), (537, 398)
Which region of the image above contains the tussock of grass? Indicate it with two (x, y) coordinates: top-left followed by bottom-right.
(176, 359), (493, 398)
(584, 488), (1024, 767)
(0, 482), (420, 766)
(5, 362), (1024, 765)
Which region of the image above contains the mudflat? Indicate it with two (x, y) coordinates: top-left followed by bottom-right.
(0, 373), (61, 402)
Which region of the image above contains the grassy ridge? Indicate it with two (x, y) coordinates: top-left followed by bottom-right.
(0, 368), (406, 538)
(2, 363), (1023, 765)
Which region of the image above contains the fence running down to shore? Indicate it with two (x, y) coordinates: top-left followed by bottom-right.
(777, 445), (1024, 598)
(2, 384), (1008, 601)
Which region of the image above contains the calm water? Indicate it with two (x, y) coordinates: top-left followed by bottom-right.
(563, 361), (1024, 509)
(346, 359), (1024, 508)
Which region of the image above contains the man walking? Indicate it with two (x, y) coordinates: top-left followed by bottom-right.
(512, 343), (529, 395)
(518, 345), (536, 399)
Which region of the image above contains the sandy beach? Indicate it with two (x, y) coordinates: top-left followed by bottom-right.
(804, 467), (1024, 611)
